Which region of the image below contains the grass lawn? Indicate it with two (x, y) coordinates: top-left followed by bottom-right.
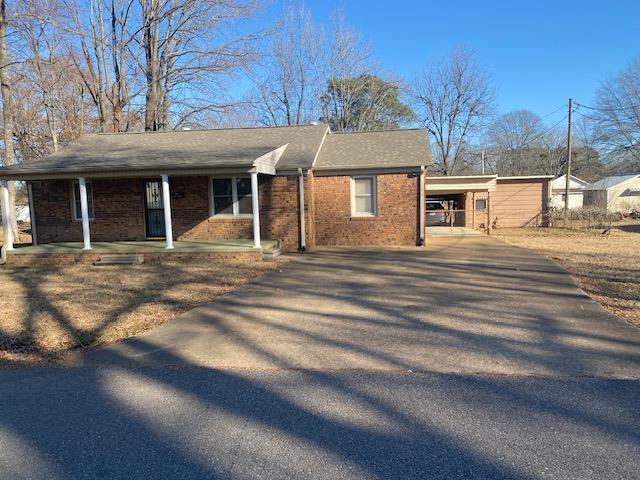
(494, 225), (640, 327)
(0, 259), (281, 365)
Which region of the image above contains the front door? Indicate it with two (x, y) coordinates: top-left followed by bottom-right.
(144, 180), (166, 238)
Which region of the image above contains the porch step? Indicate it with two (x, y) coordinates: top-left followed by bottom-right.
(262, 241), (283, 261)
(93, 254), (145, 266)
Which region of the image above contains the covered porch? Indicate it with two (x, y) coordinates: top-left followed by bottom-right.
(0, 138), (298, 263)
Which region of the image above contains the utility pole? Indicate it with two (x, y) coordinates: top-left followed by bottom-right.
(481, 148), (485, 175)
(564, 98), (573, 210)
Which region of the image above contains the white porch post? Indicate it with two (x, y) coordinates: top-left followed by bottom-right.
(251, 172), (261, 248)
(161, 174), (174, 249)
(78, 177), (92, 250)
(1, 180), (13, 251)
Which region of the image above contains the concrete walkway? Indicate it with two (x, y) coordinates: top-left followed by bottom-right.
(86, 237), (640, 378)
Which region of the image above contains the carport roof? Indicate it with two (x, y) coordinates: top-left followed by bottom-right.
(426, 175), (497, 193)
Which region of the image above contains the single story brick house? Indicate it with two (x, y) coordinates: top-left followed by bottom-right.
(0, 124), (551, 258)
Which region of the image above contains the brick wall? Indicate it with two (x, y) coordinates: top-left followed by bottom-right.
(32, 178), (146, 243)
(314, 173), (420, 246)
(31, 174), (312, 252)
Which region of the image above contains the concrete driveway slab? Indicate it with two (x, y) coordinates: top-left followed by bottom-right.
(85, 237), (640, 378)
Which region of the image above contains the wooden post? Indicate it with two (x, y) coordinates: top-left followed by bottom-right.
(472, 192), (476, 230)
(486, 191), (491, 235)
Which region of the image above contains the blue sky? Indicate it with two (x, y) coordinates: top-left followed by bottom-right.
(263, 0), (640, 125)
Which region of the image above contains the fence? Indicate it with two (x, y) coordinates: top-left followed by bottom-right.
(426, 208), (490, 234)
(547, 207), (627, 231)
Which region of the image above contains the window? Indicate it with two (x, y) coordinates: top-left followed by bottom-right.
(210, 176), (253, 216)
(475, 198), (487, 210)
(71, 181), (95, 221)
(351, 176), (376, 216)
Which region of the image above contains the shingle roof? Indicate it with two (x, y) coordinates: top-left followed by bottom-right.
(591, 173), (640, 190)
(0, 124), (328, 176)
(313, 129), (431, 170)
(0, 124), (432, 178)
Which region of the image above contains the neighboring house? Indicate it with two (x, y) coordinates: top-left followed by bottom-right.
(587, 173), (640, 213)
(0, 125), (552, 254)
(549, 174), (590, 210)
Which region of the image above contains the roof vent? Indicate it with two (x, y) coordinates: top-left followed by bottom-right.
(309, 121), (319, 126)
(181, 127), (191, 131)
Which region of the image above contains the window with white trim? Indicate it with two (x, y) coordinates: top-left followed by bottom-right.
(210, 177), (253, 216)
(351, 176), (376, 216)
(71, 180), (95, 221)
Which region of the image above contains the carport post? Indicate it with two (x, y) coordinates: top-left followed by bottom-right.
(161, 174), (174, 250)
(0, 180), (13, 251)
(486, 191), (491, 235)
(472, 192), (476, 230)
(78, 177), (92, 250)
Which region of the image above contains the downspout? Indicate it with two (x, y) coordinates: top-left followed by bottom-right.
(418, 165), (426, 246)
(297, 168), (306, 252)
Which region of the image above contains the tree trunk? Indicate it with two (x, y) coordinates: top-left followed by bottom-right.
(143, 0), (160, 131)
(0, 0), (18, 240)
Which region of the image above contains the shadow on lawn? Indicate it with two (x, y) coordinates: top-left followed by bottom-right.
(0, 261), (270, 362)
(0, 241), (639, 478)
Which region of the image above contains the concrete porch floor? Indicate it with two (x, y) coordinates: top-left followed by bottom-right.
(10, 239), (279, 254)
(426, 226), (484, 236)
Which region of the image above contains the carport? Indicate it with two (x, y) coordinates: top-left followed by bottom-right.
(425, 175), (497, 235)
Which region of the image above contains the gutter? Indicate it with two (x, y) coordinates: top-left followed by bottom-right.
(298, 168), (306, 252)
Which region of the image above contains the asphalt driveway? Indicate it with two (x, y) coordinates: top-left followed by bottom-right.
(86, 236), (640, 378)
(3, 237), (640, 479)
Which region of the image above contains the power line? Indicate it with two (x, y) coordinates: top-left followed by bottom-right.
(572, 110), (601, 122)
(518, 114), (569, 149)
(575, 102), (640, 113)
(538, 104), (567, 121)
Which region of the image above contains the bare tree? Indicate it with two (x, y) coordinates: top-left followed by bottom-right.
(252, 3), (322, 126)
(412, 48), (494, 175)
(0, 0), (18, 238)
(592, 56), (640, 169)
(139, 0), (264, 131)
(323, 74), (413, 131)
(322, 10), (372, 131)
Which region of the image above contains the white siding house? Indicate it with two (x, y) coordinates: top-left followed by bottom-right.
(550, 175), (590, 209)
(589, 173), (640, 213)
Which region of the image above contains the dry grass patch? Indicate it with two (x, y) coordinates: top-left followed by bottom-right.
(0, 259), (283, 365)
(494, 226), (640, 327)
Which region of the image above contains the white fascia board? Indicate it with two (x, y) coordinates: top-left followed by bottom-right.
(253, 144), (288, 175)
